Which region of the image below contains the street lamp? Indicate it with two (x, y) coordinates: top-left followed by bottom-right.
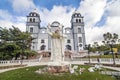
(109, 43), (115, 65)
(97, 46), (101, 64)
(85, 44), (91, 64)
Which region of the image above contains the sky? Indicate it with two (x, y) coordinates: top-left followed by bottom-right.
(0, 0), (120, 45)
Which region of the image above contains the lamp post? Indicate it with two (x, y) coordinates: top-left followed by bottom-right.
(97, 46), (101, 64)
(109, 43), (115, 65)
(85, 44), (91, 64)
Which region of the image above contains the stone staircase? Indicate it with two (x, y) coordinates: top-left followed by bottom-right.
(40, 57), (50, 62)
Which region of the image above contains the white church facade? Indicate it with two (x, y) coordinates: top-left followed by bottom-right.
(26, 10), (86, 53)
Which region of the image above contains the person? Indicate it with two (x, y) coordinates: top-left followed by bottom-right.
(115, 53), (118, 58)
(97, 57), (100, 64)
(47, 24), (66, 62)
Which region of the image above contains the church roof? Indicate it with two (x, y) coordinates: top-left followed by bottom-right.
(73, 10), (81, 14)
(65, 27), (71, 29)
(51, 21), (60, 27)
(72, 10), (82, 18)
(28, 9), (40, 17)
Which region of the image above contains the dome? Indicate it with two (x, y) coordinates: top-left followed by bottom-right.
(51, 21), (60, 27)
(29, 9), (40, 17)
(65, 27), (71, 29)
(72, 10), (81, 17)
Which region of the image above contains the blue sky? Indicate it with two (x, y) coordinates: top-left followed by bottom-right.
(0, 0), (120, 44)
(33, 0), (80, 10)
(0, 0), (80, 16)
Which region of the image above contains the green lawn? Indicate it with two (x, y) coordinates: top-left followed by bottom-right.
(0, 65), (117, 80)
(90, 54), (120, 58)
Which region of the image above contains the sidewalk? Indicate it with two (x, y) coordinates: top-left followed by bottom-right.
(0, 62), (48, 73)
(102, 66), (120, 71)
(0, 67), (24, 73)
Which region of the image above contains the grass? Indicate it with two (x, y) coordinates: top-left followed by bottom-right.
(90, 54), (120, 58)
(0, 65), (117, 80)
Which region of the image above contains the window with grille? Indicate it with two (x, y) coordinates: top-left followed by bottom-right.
(76, 19), (78, 23)
(30, 27), (33, 33)
(79, 19), (81, 23)
(78, 28), (81, 33)
(33, 18), (35, 22)
(79, 37), (82, 43)
(41, 39), (45, 43)
(67, 39), (71, 43)
(30, 18), (32, 22)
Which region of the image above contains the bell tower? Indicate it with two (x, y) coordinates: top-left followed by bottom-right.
(26, 10), (41, 51)
(71, 10), (86, 53)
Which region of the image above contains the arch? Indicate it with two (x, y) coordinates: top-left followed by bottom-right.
(76, 19), (78, 23)
(30, 18), (32, 22)
(79, 19), (81, 23)
(41, 39), (45, 43)
(78, 28), (81, 33)
(40, 45), (46, 50)
(33, 18), (35, 22)
(29, 12), (40, 17)
(66, 45), (71, 50)
(67, 39), (71, 43)
(79, 44), (82, 47)
(51, 21), (60, 27)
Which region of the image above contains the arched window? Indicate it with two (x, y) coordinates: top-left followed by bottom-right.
(79, 44), (82, 47)
(66, 45), (71, 50)
(30, 27), (33, 33)
(79, 37), (82, 43)
(30, 18), (32, 22)
(41, 39), (45, 43)
(79, 19), (81, 23)
(30, 13), (32, 16)
(32, 13), (34, 16)
(67, 39), (71, 43)
(76, 19), (78, 23)
(78, 28), (81, 33)
(33, 18), (35, 22)
(34, 14), (36, 16)
(40, 45), (46, 50)
(66, 30), (70, 33)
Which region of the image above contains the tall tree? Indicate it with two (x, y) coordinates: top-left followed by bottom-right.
(0, 26), (36, 60)
(102, 32), (119, 45)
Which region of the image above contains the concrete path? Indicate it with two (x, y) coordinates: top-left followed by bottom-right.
(102, 66), (120, 71)
(1, 61), (120, 73)
(0, 67), (25, 73)
(0, 62), (46, 73)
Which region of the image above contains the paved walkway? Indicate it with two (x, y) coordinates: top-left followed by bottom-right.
(0, 67), (25, 73)
(1, 61), (120, 73)
(102, 66), (120, 71)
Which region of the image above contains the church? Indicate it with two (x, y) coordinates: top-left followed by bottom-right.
(26, 10), (86, 54)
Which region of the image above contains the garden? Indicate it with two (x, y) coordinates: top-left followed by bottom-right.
(0, 65), (117, 80)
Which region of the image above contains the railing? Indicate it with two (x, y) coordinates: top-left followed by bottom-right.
(0, 58), (120, 66)
(71, 58), (120, 64)
(0, 59), (40, 66)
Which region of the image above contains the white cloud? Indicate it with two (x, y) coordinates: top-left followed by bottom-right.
(78, 0), (107, 28)
(38, 6), (75, 27)
(0, 9), (26, 31)
(0, 20), (26, 31)
(77, 0), (120, 44)
(106, 0), (120, 17)
(0, 9), (12, 20)
(77, 0), (107, 44)
(1, 0), (120, 45)
(9, 0), (35, 13)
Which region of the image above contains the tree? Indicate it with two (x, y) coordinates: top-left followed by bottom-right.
(0, 26), (36, 60)
(103, 32), (119, 45)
